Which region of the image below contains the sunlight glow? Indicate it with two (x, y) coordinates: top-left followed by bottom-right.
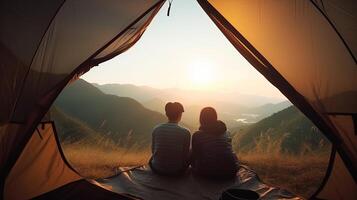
(81, 0), (286, 100)
(187, 60), (217, 89)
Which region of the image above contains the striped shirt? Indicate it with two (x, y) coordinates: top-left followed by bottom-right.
(149, 123), (191, 174)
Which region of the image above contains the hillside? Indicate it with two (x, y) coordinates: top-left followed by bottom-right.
(50, 106), (99, 143)
(233, 106), (330, 154)
(95, 82), (291, 129)
(53, 79), (167, 147)
(92, 83), (162, 102)
(249, 101), (292, 116)
(93, 82), (286, 107)
(142, 98), (166, 113)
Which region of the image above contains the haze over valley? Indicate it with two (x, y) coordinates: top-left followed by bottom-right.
(92, 81), (291, 129)
(51, 79), (328, 155)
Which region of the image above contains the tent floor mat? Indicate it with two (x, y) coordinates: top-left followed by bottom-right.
(33, 179), (139, 200)
(91, 165), (302, 200)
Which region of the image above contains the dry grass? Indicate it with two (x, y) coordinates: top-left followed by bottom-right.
(233, 133), (330, 198)
(62, 144), (150, 178)
(238, 152), (329, 198)
(62, 137), (330, 199)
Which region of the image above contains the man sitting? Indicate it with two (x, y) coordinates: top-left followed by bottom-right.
(149, 102), (191, 176)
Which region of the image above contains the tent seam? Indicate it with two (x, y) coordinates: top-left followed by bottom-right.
(310, 145), (337, 199)
(309, 0), (357, 64)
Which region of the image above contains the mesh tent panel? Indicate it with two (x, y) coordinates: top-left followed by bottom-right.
(312, 0), (357, 62)
(0, 0), (65, 65)
(11, 0), (162, 122)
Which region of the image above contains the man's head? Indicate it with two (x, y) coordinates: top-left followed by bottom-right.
(165, 102), (184, 123)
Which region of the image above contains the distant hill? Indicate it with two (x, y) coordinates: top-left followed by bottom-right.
(142, 99), (291, 129)
(93, 82), (286, 107)
(142, 98), (166, 113)
(93, 82), (291, 129)
(92, 83), (162, 102)
(53, 79), (167, 147)
(52, 79), (328, 154)
(249, 101), (292, 116)
(232, 106), (330, 154)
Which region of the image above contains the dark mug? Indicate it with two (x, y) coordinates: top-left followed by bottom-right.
(220, 188), (259, 200)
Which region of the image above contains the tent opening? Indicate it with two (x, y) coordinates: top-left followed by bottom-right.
(2, 0), (356, 199)
(48, 1), (332, 198)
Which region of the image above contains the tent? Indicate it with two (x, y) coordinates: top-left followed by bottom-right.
(0, 0), (356, 199)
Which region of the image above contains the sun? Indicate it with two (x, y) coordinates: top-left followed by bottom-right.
(187, 60), (216, 89)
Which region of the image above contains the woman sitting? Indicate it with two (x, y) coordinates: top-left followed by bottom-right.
(191, 107), (239, 180)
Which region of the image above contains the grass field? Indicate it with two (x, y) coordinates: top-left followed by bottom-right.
(238, 153), (329, 198)
(62, 144), (150, 178)
(62, 142), (330, 199)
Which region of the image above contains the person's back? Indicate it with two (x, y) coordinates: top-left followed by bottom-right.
(192, 107), (238, 179)
(150, 123), (190, 175)
(149, 102), (191, 176)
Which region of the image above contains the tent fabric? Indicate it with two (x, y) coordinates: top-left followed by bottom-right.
(1, 0), (356, 199)
(316, 152), (357, 199)
(4, 122), (141, 200)
(4, 122), (82, 200)
(93, 165), (301, 200)
(0, 0), (164, 121)
(0, 1), (164, 198)
(33, 180), (141, 200)
(311, 0), (357, 63)
(197, 0), (357, 198)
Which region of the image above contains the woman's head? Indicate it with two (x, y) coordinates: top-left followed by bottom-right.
(200, 107), (217, 126)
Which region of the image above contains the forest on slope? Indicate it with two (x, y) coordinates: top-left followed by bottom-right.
(232, 106), (330, 154)
(51, 79), (330, 154)
(52, 79), (166, 148)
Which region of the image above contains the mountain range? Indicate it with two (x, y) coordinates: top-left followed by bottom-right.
(92, 82), (292, 128)
(52, 79), (166, 147)
(51, 79), (329, 154)
(92, 82), (286, 107)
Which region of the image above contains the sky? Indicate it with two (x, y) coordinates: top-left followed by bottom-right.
(82, 0), (286, 100)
